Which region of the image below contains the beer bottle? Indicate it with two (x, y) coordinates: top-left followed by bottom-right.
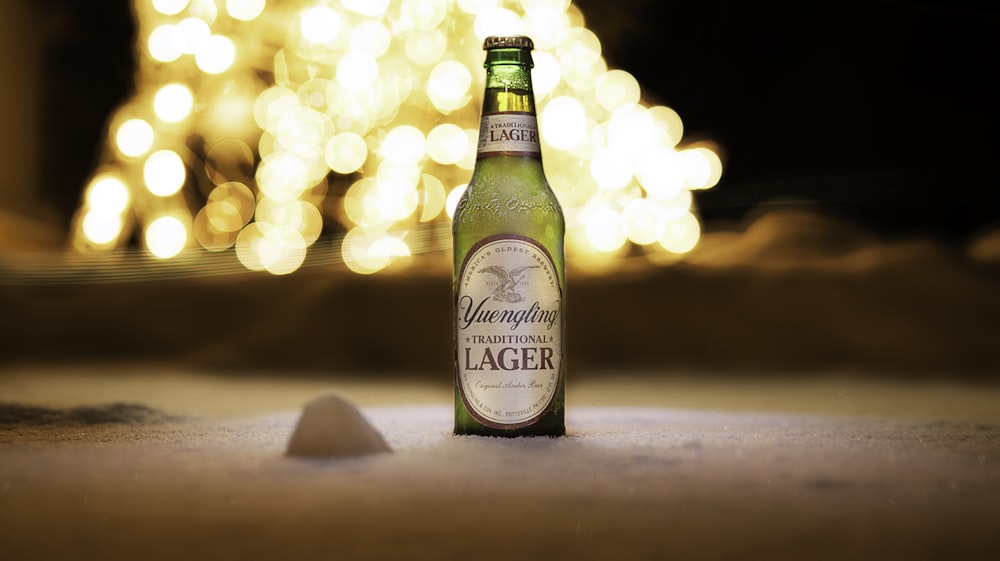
(452, 35), (566, 437)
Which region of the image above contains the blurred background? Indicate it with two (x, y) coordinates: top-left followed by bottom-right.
(1, 0), (998, 380)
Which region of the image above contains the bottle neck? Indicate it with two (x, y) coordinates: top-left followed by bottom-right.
(476, 48), (540, 161)
(483, 50), (535, 114)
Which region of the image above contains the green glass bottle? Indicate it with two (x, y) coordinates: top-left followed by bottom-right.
(452, 35), (566, 437)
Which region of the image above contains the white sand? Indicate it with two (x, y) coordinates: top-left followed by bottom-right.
(286, 393), (392, 457)
(2, 369), (999, 560)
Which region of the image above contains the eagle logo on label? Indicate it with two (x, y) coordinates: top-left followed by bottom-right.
(478, 265), (539, 303)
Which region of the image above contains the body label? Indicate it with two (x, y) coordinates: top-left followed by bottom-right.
(477, 112), (541, 157)
(456, 235), (562, 428)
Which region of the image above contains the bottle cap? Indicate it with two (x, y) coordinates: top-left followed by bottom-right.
(483, 36), (534, 51)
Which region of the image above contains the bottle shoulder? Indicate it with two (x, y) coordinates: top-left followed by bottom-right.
(464, 157), (554, 198)
(454, 170), (563, 228)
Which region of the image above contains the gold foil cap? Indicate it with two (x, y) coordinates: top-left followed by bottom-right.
(483, 35), (534, 51)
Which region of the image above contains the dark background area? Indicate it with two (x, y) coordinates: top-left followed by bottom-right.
(575, 0), (999, 240)
(33, 0), (136, 226)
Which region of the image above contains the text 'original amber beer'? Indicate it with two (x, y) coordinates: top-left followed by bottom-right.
(453, 36), (566, 437)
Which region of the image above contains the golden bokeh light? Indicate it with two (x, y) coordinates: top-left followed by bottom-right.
(649, 105), (684, 148)
(194, 34), (236, 74)
(256, 152), (309, 202)
(203, 200), (243, 234)
(324, 132), (368, 175)
(636, 148), (686, 200)
(523, 4), (570, 49)
(300, 7), (342, 45)
(540, 96), (586, 150)
(530, 51), (561, 98)
(74, 0), (723, 274)
(255, 225), (308, 276)
(582, 204), (627, 253)
(147, 25), (183, 62)
(405, 29), (448, 66)
(115, 118), (154, 157)
(427, 60), (473, 114)
(680, 146), (724, 190)
(226, 0), (265, 22)
(337, 52), (379, 92)
(659, 212), (701, 254)
(194, 205), (239, 251)
(622, 198), (664, 246)
(590, 147), (633, 191)
(85, 175), (131, 215)
(253, 87), (296, 132)
(474, 8), (524, 40)
(419, 174), (448, 222)
(153, 83), (194, 123)
(343, 177), (379, 227)
(152, 0), (188, 17)
(175, 17), (211, 55)
(208, 182), (255, 225)
(342, 0), (391, 18)
(145, 215), (188, 258)
(234, 223), (265, 271)
(82, 210), (124, 246)
(446, 185), (467, 219)
(426, 124), (470, 166)
(596, 69), (640, 112)
(458, 0), (500, 15)
(557, 27), (601, 71)
(404, 0), (450, 30)
(143, 150), (187, 197)
(350, 21), (391, 57)
(256, 198), (323, 246)
(342, 226), (395, 275)
(380, 126), (426, 166)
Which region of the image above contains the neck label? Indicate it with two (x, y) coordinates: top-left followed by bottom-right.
(455, 235), (562, 428)
(477, 112), (541, 158)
